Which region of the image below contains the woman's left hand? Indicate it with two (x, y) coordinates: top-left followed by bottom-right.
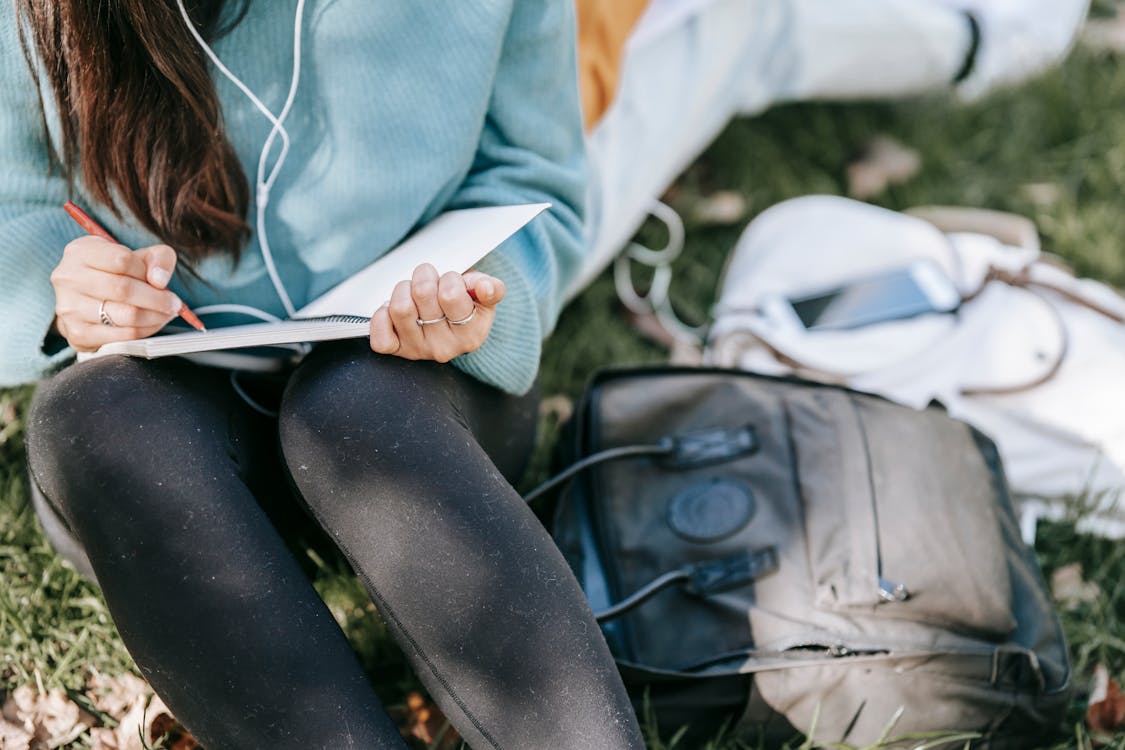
(369, 263), (505, 362)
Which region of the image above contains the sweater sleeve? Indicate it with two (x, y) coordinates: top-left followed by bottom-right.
(444, 0), (588, 396)
(0, 7), (84, 387)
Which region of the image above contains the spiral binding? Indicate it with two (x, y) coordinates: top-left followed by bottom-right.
(295, 315), (371, 324)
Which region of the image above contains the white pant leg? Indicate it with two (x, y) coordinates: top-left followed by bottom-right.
(574, 0), (970, 298)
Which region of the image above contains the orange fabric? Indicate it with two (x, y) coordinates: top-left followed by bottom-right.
(575, 0), (651, 130)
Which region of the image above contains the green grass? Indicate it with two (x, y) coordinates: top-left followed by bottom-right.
(4, 42), (1125, 749)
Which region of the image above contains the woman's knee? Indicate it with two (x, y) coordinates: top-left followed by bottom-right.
(279, 343), (463, 489)
(30, 357), (141, 497)
(26, 356), (214, 517)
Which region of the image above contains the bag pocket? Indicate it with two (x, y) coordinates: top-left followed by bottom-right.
(785, 388), (1017, 640)
(583, 371), (807, 669)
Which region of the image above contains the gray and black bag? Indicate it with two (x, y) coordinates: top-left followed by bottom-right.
(538, 367), (1071, 748)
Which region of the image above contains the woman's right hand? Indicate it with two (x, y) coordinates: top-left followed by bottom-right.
(50, 236), (184, 352)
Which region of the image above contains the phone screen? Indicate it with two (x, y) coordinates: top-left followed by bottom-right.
(789, 267), (950, 330)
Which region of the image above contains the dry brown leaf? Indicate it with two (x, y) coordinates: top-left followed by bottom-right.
(625, 309), (679, 350)
(0, 692), (32, 750)
(539, 394), (575, 425)
(86, 673), (151, 720)
(669, 338), (704, 367)
(1, 685), (94, 750)
(389, 692), (461, 750)
(88, 705), (145, 750)
(1051, 563), (1102, 610)
(0, 719), (33, 750)
(0, 397), (17, 430)
(622, 309), (705, 365)
(0, 675), (197, 750)
(0, 695), (33, 750)
(85, 678), (198, 750)
(1, 687), (34, 724)
(847, 136), (922, 200)
(690, 190), (749, 226)
(1085, 7), (1125, 53)
(86, 672), (150, 750)
(87, 728), (123, 750)
(1087, 664), (1125, 737)
(1022, 182), (1063, 207)
(146, 697), (200, 750)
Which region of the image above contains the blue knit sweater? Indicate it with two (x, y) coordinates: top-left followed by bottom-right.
(0, 1), (587, 394)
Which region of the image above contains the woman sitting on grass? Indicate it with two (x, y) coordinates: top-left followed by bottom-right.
(2, 1), (645, 747)
(2, 0), (1091, 746)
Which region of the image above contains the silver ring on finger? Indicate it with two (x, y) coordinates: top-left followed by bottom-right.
(98, 300), (117, 327)
(416, 314), (447, 327)
(448, 308), (476, 326)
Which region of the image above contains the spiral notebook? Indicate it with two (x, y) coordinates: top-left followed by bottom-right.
(82, 203), (549, 363)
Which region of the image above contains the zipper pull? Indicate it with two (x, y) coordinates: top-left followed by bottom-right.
(878, 577), (910, 602)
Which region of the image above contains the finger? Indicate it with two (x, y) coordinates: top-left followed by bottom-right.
(436, 272), (475, 324)
(437, 272), (493, 358)
(63, 237), (147, 279)
(62, 321), (157, 352)
(136, 244), (178, 289)
(410, 263), (446, 323)
(79, 295), (176, 329)
(369, 303), (401, 355)
(412, 265), (467, 361)
(454, 302), (494, 355)
(462, 271), (505, 307)
(388, 279), (424, 355)
(79, 269), (183, 316)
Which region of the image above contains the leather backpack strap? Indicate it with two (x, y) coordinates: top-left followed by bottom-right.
(905, 205), (1040, 252)
(958, 262), (1125, 397)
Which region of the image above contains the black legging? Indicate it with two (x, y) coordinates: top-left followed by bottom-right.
(26, 341), (644, 750)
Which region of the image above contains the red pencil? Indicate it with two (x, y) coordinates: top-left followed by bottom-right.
(63, 201), (206, 332)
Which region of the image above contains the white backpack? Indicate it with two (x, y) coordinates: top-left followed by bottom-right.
(704, 196), (1125, 541)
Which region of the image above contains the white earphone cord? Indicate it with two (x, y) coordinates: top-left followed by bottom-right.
(175, 0), (308, 320)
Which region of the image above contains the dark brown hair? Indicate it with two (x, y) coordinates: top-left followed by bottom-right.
(17, 0), (252, 263)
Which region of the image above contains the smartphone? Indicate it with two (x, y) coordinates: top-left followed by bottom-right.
(759, 261), (960, 332)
